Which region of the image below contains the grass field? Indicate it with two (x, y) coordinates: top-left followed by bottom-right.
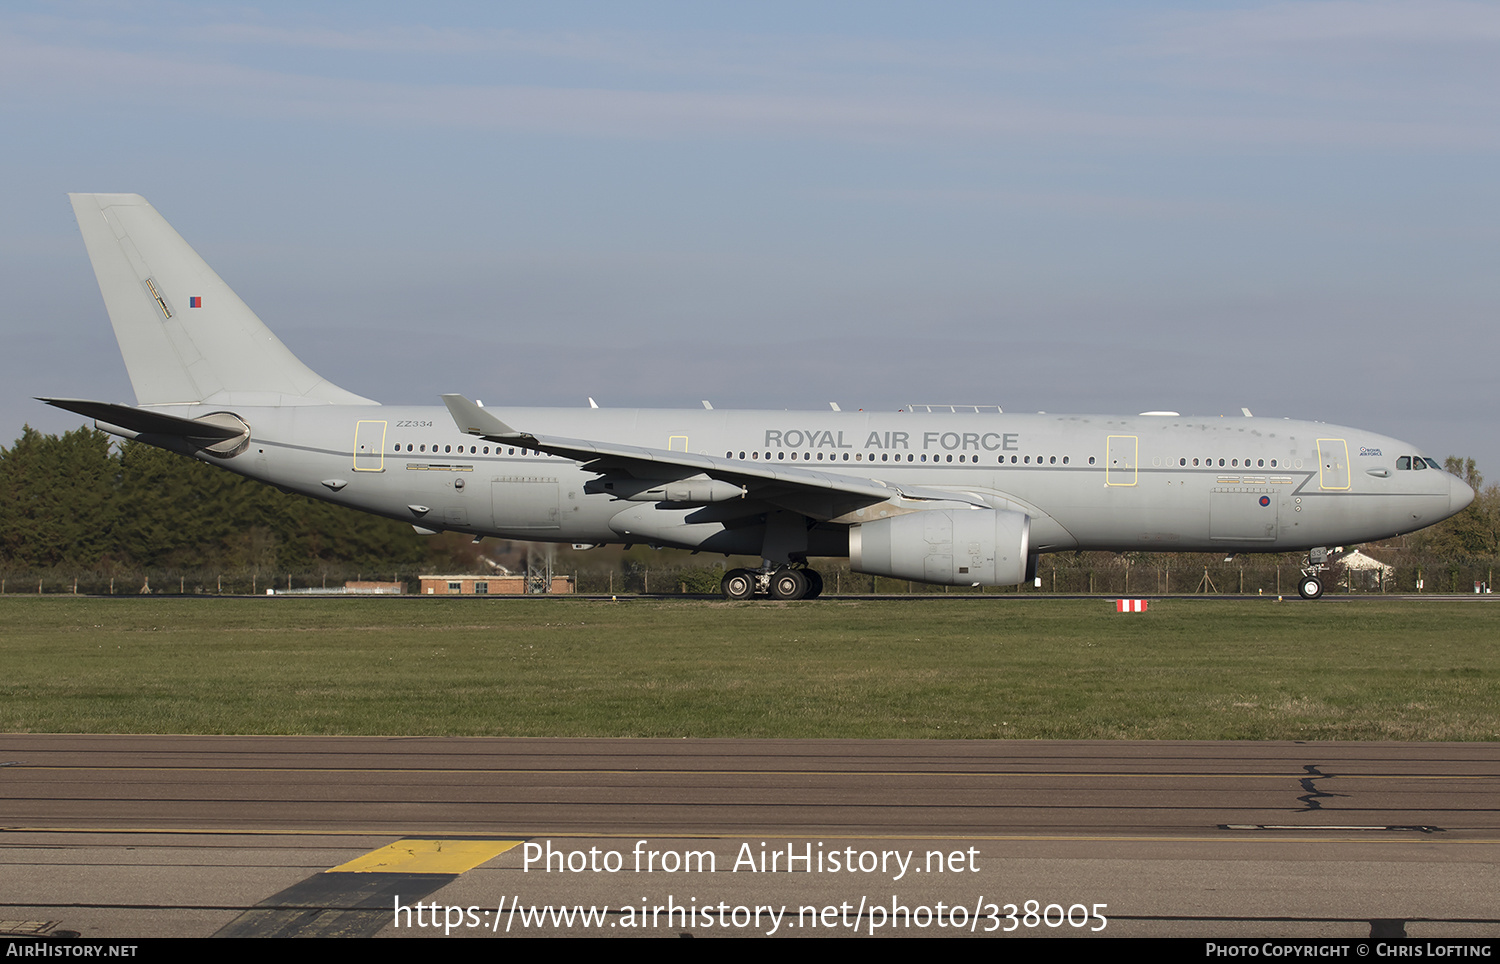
(1, 596), (1495, 740)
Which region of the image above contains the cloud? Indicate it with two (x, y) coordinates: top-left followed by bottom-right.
(1145, 1), (1500, 112)
(4, 4), (1498, 151)
(1160, 0), (1500, 49)
(1, 27), (1492, 152)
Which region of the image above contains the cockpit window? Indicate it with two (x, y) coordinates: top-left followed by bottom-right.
(1424, 457), (1441, 470)
(1412, 457), (1426, 471)
(1397, 457), (1411, 470)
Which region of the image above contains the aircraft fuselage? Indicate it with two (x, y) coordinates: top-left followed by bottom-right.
(128, 403), (1468, 558)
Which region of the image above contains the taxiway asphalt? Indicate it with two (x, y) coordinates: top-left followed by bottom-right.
(2, 736), (1497, 938)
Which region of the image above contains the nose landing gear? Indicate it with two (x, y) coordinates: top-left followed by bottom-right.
(1298, 547), (1330, 599)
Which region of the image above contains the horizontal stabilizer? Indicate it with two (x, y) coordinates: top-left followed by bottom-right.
(40, 398), (242, 439)
(39, 397), (252, 456)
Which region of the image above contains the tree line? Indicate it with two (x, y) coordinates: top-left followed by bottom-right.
(1414, 457), (1500, 558)
(0, 427), (432, 573)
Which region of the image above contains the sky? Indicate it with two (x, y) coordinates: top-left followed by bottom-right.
(4, 1), (1498, 474)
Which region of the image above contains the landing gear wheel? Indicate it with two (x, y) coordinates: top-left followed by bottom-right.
(770, 568), (809, 600)
(722, 568), (756, 600)
(1298, 576), (1324, 600)
(803, 570), (824, 599)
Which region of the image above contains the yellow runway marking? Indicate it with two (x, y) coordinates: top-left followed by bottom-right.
(328, 837), (521, 874)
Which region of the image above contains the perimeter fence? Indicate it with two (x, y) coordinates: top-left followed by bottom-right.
(3, 562), (1495, 596)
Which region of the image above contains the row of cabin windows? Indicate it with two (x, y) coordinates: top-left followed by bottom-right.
(394, 443), (550, 456)
(392, 443), (1301, 471)
(722, 451), (1288, 468)
(727, 451), (1084, 464)
(721, 452), (1300, 469)
(1179, 457), (1279, 468)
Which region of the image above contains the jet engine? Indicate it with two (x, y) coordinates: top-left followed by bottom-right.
(848, 507), (1030, 586)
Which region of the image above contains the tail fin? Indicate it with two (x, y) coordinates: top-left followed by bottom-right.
(69, 194), (375, 407)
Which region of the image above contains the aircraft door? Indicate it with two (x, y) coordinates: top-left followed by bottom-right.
(1317, 439), (1350, 490)
(353, 420), (386, 472)
(444, 475), (469, 527)
(1106, 435), (1137, 486)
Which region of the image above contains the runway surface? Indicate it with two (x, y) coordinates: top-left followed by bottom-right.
(2, 736), (1497, 938)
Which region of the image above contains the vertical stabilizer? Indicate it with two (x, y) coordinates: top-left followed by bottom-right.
(69, 194), (375, 407)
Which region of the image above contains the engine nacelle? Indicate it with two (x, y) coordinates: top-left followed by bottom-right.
(848, 507), (1031, 586)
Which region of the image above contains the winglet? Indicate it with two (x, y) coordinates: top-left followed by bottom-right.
(442, 394), (522, 439)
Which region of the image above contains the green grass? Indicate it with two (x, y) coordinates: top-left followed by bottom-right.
(1, 596), (1496, 740)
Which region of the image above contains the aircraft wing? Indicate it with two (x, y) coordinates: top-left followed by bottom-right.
(442, 394), (981, 518)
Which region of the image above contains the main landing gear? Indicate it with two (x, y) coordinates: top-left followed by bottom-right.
(721, 567), (824, 600)
(1298, 547), (1329, 600)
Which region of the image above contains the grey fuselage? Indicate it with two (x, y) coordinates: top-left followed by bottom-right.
(139, 403), (1472, 560)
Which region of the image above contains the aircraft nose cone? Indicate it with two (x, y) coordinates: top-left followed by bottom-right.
(1451, 474), (1476, 515)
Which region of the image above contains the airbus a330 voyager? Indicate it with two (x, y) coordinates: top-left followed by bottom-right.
(45, 194), (1474, 600)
